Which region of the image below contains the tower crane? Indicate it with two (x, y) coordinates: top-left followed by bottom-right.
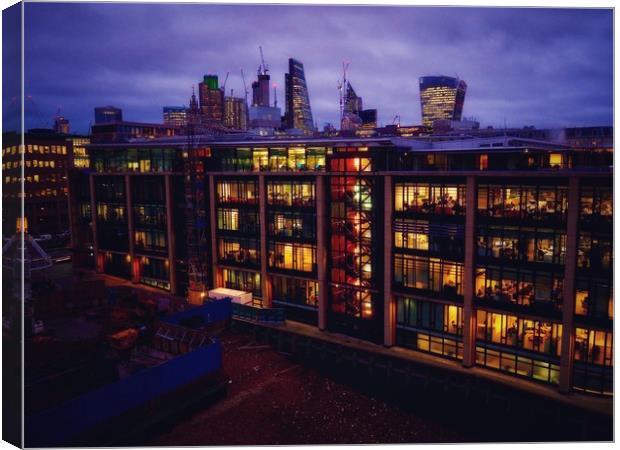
(222, 71), (230, 94)
(240, 68), (250, 124)
(259, 46), (269, 75)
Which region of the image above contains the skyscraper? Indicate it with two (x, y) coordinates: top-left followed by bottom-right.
(419, 76), (467, 129)
(198, 74), (224, 125)
(252, 74), (270, 107)
(224, 97), (248, 131)
(94, 106), (122, 124)
(284, 58), (314, 133)
(341, 81), (364, 131)
(343, 81), (363, 116)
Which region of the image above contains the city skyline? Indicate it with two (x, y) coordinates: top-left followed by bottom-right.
(4, 4), (614, 133)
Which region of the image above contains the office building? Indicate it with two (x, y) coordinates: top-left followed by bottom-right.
(53, 115), (70, 134)
(359, 109), (377, 129)
(224, 97), (248, 131)
(284, 58), (315, 133)
(198, 75), (224, 126)
(71, 131), (612, 398)
(419, 76), (467, 129)
(94, 106), (123, 124)
(2, 130), (76, 237)
(163, 106), (188, 127)
(90, 121), (181, 143)
(252, 74), (270, 108)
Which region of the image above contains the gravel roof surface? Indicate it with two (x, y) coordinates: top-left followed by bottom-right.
(151, 328), (472, 445)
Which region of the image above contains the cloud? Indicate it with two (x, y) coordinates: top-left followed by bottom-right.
(19, 3), (613, 134)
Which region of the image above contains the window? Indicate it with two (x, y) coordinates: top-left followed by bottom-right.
(267, 180), (315, 207)
(218, 237), (260, 266)
(395, 182), (465, 215)
(475, 266), (563, 308)
(476, 310), (562, 357)
(222, 268), (261, 299)
(272, 276), (318, 308)
(396, 296), (463, 359)
(573, 327), (613, 395)
(394, 254), (463, 297)
(217, 179), (258, 205)
(478, 184), (568, 221)
(268, 242), (316, 273)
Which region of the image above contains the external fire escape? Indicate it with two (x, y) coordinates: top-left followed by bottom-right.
(185, 89), (209, 304)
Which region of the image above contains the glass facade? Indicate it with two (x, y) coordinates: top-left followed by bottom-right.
(573, 327), (613, 395)
(396, 296), (463, 359)
(475, 309), (562, 384)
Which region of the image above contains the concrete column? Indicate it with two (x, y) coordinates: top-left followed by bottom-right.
(89, 174), (102, 272)
(165, 174), (177, 294)
(462, 175), (477, 367)
(559, 176), (580, 393)
(125, 175), (138, 283)
(208, 175), (219, 289)
(383, 176), (396, 347)
(258, 175), (271, 307)
(316, 175), (328, 330)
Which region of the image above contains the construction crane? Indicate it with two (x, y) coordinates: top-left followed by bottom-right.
(392, 115), (401, 127)
(259, 46), (269, 75)
(222, 71), (230, 94)
(240, 68), (250, 124)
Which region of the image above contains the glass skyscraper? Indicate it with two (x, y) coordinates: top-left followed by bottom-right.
(284, 58), (314, 133)
(419, 76), (467, 129)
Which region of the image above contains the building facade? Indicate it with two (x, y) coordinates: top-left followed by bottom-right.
(72, 134), (613, 397)
(94, 106), (123, 124)
(2, 130), (81, 237)
(224, 97), (248, 131)
(198, 75), (224, 126)
(284, 58), (314, 133)
(419, 76), (467, 129)
(163, 106), (188, 128)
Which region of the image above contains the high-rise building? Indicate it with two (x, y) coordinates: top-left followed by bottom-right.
(53, 115), (70, 134)
(224, 97), (248, 131)
(94, 106), (123, 124)
(340, 81), (364, 131)
(198, 75), (224, 125)
(359, 109), (377, 129)
(163, 106), (188, 127)
(343, 82), (363, 116)
(252, 74), (270, 107)
(419, 76), (467, 129)
(284, 58), (314, 133)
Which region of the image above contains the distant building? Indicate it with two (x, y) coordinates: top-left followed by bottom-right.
(433, 118), (480, 133)
(284, 58), (314, 133)
(224, 97), (248, 131)
(419, 76), (467, 129)
(198, 75), (224, 125)
(252, 74), (270, 107)
(53, 115), (70, 134)
(94, 106), (123, 124)
(163, 106), (188, 127)
(90, 121), (181, 143)
(341, 82), (364, 131)
(2, 130), (78, 237)
(359, 109), (377, 129)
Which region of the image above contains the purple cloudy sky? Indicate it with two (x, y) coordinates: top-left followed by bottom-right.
(5, 3), (614, 133)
